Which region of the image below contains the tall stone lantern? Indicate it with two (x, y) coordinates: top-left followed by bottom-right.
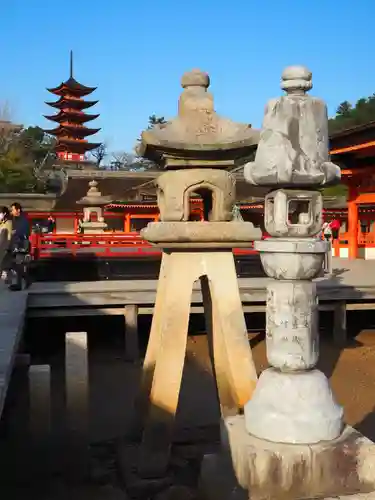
(200, 67), (375, 500)
(76, 180), (111, 233)
(243, 66), (343, 443)
(136, 69), (261, 477)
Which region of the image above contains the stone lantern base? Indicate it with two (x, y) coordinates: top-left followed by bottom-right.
(199, 416), (375, 500)
(79, 221), (108, 234)
(142, 221), (261, 247)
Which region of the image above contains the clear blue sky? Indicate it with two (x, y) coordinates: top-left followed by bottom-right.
(1, 0), (375, 154)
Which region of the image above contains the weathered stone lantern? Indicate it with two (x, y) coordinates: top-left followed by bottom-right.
(244, 65), (343, 443)
(76, 180), (111, 233)
(200, 66), (375, 500)
(136, 69), (261, 477)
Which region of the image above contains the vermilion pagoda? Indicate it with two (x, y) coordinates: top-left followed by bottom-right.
(44, 51), (101, 162)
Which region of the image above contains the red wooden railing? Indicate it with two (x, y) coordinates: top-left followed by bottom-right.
(30, 232), (257, 260)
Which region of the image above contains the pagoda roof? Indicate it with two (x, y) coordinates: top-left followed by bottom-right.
(55, 139), (101, 153)
(46, 97), (98, 111)
(44, 111), (99, 124)
(45, 125), (101, 138)
(47, 77), (96, 97)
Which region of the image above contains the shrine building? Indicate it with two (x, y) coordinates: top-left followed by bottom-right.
(329, 121), (375, 259)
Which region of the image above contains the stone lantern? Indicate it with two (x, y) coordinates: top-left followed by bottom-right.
(244, 65), (343, 443)
(76, 180), (111, 233)
(135, 69), (261, 477)
(200, 66), (375, 500)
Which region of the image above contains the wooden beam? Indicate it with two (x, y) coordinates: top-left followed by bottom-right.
(26, 301), (375, 318)
(331, 140), (375, 155)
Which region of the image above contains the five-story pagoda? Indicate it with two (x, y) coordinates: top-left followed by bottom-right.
(44, 51), (101, 163)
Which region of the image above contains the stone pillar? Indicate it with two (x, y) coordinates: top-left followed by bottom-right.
(29, 364), (51, 443)
(124, 304), (139, 361)
(244, 66), (343, 444)
(65, 331), (89, 476)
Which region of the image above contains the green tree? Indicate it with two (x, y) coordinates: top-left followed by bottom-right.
(17, 126), (56, 171)
(147, 114), (167, 128)
(336, 101), (352, 117)
(0, 146), (35, 193)
(0, 124), (56, 192)
(329, 94), (375, 133)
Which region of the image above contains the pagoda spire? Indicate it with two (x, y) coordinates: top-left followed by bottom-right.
(43, 52), (101, 163)
(70, 50), (74, 79)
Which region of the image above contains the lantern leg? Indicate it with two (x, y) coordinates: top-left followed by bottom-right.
(205, 252), (257, 410)
(138, 252), (193, 478)
(201, 274), (240, 417)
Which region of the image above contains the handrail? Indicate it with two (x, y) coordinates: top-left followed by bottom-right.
(30, 232), (258, 260)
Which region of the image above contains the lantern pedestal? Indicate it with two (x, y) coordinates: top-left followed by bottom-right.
(199, 416), (375, 500)
(136, 247), (258, 478)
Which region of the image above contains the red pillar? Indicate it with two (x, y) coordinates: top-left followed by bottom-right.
(74, 215), (79, 234)
(348, 200), (358, 259)
(124, 213), (131, 233)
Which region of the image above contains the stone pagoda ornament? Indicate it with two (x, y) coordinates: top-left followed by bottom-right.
(76, 180), (111, 233)
(200, 66), (375, 500)
(136, 69), (261, 477)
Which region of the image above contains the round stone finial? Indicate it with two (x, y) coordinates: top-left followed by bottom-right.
(181, 69), (210, 89)
(87, 179), (100, 196)
(281, 65), (312, 94)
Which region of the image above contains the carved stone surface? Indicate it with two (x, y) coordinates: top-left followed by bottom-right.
(244, 66), (343, 445)
(245, 369), (343, 443)
(255, 238), (326, 280)
(264, 189), (322, 237)
(244, 66), (341, 188)
(138, 69), (259, 168)
(141, 221), (261, 247)
(199, 417), (375, 500)
(157, 169), (235, 222)
(265, 280), (318, 371)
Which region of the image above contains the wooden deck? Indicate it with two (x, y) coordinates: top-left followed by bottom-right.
(27, 257), (375, 307)
(25, 257), (375, 344)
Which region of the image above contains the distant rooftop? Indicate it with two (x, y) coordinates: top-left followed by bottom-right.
(0, 120), (23, 132)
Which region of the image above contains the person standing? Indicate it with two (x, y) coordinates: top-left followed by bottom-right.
(0, 207), (13, 283)
(9, 202), (31, 290)
(10, 202), (30, 244)
(47, 215), (56, 233)
(322, 221), (332, 241)
(330, 218), (341, 240)
(322, 221), (333, 276)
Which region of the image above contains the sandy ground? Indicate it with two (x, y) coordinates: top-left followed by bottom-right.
(185, 327), (375, 442)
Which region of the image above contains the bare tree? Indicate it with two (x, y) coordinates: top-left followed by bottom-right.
(110, 151), (135, 170)
(0, 103), (22, 156)
(91, 143), (107, 167)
